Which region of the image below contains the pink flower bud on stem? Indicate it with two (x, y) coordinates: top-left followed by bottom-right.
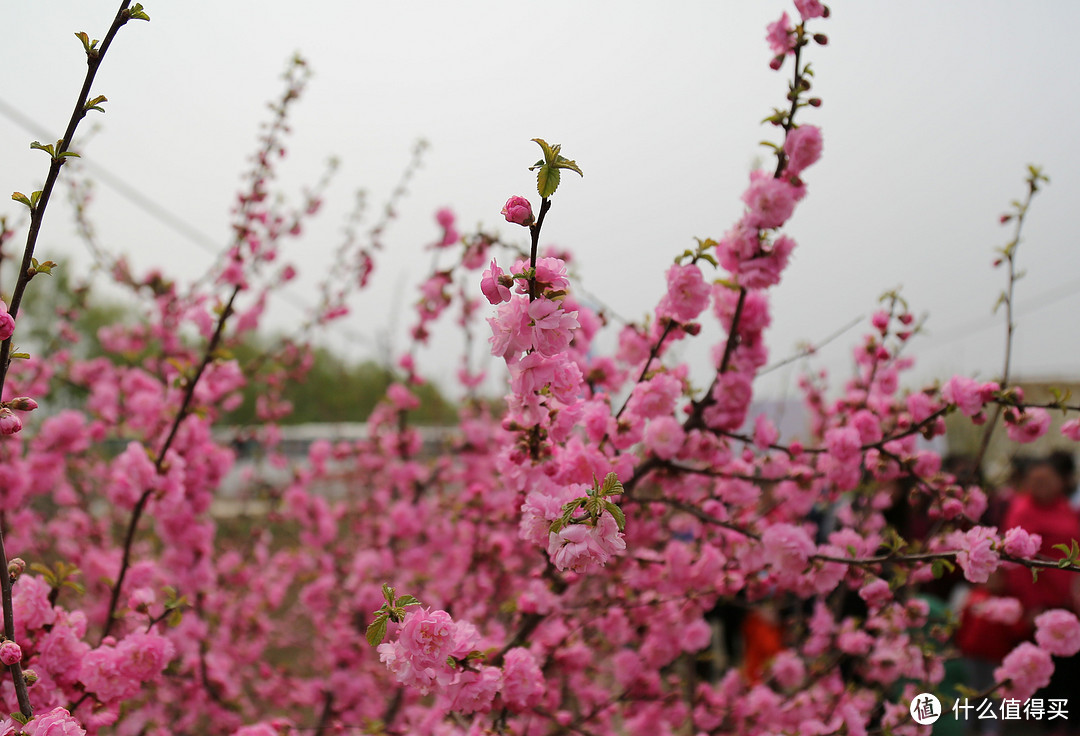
(501, 196), (534, 227)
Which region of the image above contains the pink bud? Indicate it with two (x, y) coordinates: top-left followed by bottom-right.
(0, 312), (13, 342)
(0, 408), (22, 436)
(8, 397), (37, 412)
(0, 640), (22, 666)
(501, 196), (534, 227)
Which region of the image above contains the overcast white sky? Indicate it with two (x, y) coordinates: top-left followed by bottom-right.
(2, 1), (1078, 401)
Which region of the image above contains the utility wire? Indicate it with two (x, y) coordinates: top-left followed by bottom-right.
(920, 277), (1080, 349)
(0, 95), (374, 348)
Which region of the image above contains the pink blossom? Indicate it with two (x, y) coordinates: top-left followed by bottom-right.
(766, 12), (795, 56)
(761, 523), (815, 580)
(658, 263), (711, 323)
(742, 173), (797, 230)
(531, 257), (571, 293)
(528, 299), (579, 357)
(994, 642), (1054, 700)
(446, 665), (501, 714)
(769, 651), (806, 689)
(954, 526), (1000, 584)
(115, 631), (175, 682)
(1034, 609), (1080, 657)
(753, 415), (779, 449)
(626, 373), (682, 420)
(435, 207), (458, 247)
(501, 196), (534, 226)
(79, 646), (140, 703)
(0, 640), (21, 666)
(1004, 407), (1051, 443)
(22, 708), (85, 736)
(825, 426), (861, 461)
(705, 372), (753, 430)
(398, 608), (459, 670)
(783, 124), (823, 176)
(714, 285), (771, 336)
(548, 524), (596, 572)
(501, 648), (544, 711)
(679, 618), (712, 652)
(480, 260), (511, 305)
(1062, 418), (1080, 441)
(488, 298), (532, 359)
(738, 234), (796, 289)
(794, 0), (827, 21)
(13, 575), (57, 631)
(590, 512), (626, 560)
(548, 515), (624, 572)
(644, 416), (685, 460)
(851, 410), (883, 445)
(1002, 527), (1042, 558)
(971, 596), (1022, 625)
(941, 375), (985, 416)
(858, 579), (892, 610)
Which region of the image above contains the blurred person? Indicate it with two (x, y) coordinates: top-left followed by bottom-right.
(1002, 457), (1080, 613)
(954, 570), (1029, 735)
(1001, 457), (1080, 736)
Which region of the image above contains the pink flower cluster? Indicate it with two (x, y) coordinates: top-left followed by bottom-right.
(547, 515), (626, 573)
(379, 608), (545, 716)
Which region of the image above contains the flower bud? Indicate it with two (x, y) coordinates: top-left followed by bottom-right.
(0, 312), (13, 342)
(813, 33), (828, 45)
(21, 668), (37, 685)
(7, 558), (24, 582)
(7, 397), (37, 412)
(0, 640), (22, 667)
(501, 196), (534, 227)
(0, 408), (22, 436)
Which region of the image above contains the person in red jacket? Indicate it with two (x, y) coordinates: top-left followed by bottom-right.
(1002, 458), (1080, 615)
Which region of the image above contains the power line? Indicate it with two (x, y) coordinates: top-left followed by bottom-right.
(0, 95), (374, 348)
(921, 276), (1080, 349)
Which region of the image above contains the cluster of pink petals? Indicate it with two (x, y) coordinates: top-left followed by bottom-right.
(547, 515), (626, 573)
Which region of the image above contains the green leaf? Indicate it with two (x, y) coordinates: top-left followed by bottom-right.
(166, 608), (183, 627)
(85, 95), (108, 112)
(30, 141), (55, 157)
(536, 165), (560, 198)
(30, 191), (42, 207)
(381, 583), (395, 604)
(604, 501), (626, 532)
(128, 3), (151, 21)
(30, 562), (56, 585)
(366, 615), (388, 647)
(11, 192), (32, 209)
(75, 31), (97, 54)
(396, 595), (420, 607)
(599, 472), (623, 496)
(61, 579), (86, 595)
(553, 155), (583, 178)
(532, 138), (556, 166)
(10, 712), (28, 725)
